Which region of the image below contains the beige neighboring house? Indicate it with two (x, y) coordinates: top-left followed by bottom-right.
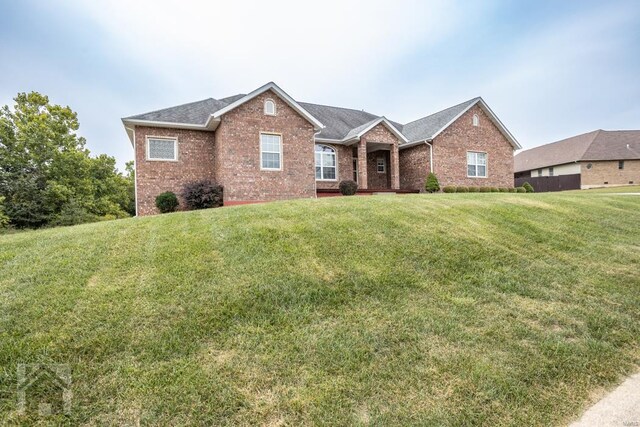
(514, 130), (640, 189)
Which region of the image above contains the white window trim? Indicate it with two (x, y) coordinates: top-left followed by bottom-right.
(146, 136), (178, 162)
(315, 144), (338, 181)
(260, 132), (282, 171)
(472, 114), (479, 127)
(466, 151), (488, 178)
(377, 157), (386, 173)
(264, 99), (276, 116)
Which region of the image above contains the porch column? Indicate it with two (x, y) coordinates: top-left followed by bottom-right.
(391, 143), (400, 190)
(357, 138), (368, 189)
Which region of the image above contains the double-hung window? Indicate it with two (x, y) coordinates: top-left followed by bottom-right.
(467, 151), (487, 177)
(315, 144), (336, 180)
(377, 157), (386, 173)
(147, 137), (178, 161)
(260, 133), (282, 170)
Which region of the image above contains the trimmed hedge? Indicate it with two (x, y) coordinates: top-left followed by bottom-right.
(456, 186), (469, 193)
(523, 182), (535, 193)
(442, 186), (457, 193)
(516, 187), (527, 193)
(508, 188), (517, 193)
(155, 192), (179, 213)
(468, 187), (479, 193)
(490, 187), (500, 192)
(498, 187), (509, 193)
(182, 180), (224, 210)
(479, 187), (491, 193)
(339, 180), (358, 196)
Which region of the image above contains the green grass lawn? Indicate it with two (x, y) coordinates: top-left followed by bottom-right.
(1, 194), (639, 426)
(565, 184), (640, 193)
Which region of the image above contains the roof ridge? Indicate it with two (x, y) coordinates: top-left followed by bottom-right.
(403, 97), (480, 127)
(123, 97), (216, 119)
(517, 129), (601, 154)
(299, 101), (380, 117)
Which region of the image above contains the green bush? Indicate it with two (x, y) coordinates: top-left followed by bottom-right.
(456, 186), (469, 193)
(516, 187), (527, 193)
(182, 180), (224, 210)
(523, 182), (535, 193)
(508, 188), (516, 193)
(442, 186), (457, 193)
(490, 187), (499, 193)
(0, 196), (9, 229)
(155, 192), (179, 213)
(425, 173), (440, 193)
(339, 180), (358, 196)
(498, 187), (509, 193)
(479, 187), (491, 193)
(468, 187), (479, 193)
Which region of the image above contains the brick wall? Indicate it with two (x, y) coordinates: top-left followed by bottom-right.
(134, 126), (215, 216)
(213, 90), (317, 202)
(366, 151), (391, 188)
(399, 143), (430, 190)
(580, 160), (640, 187)
(432, 104), (515, 188)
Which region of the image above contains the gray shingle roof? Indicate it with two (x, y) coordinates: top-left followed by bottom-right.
(401, 98), (480, 143)
(298, 102), (381, 140)
(124, 89), (486, 145)
(514, 130), (640, 172)
(124, 98), (228, 125)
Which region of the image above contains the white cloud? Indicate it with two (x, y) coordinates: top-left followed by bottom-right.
(63, 0), (462, 100)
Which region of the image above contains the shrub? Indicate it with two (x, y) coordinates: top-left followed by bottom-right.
(523, 182), (535, 193)
(479, 187), (491, 193)
(508, 188), (516, 193)
(425, 172), (440, 193)
(182, 180), (224, 210)
(456, 186), (469, 193)
(490, 187), (499, 192)
(0, 196), (9, 229)
(442, 186), (457, 193)
(516, 187), (527, 193)
(155, 191), (179, 213)
(467, 186), (479, 193)
(339, 180), (358, 196)
(498, 187), (509, 193)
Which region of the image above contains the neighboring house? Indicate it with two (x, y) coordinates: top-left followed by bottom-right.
(514, 130), (640, 189)
(122, 82), (520, 215)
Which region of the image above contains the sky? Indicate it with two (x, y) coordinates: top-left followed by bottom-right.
(1, 0), (639, 171)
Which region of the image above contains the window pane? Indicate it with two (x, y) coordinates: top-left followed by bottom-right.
(315, 153), (322, 167)
(148, 139), (176, 160)
(468, 165), (476, 176)
(261, 134), (280, 153)
(467, 152), (475, 164)
(323, 167), (336, 180)
(477, 165), (486, 177)
(322, 153), (335, 167)
(262, 152), (280, 169)
(477, 153), (487, 165)
(315, 166), (322, 179)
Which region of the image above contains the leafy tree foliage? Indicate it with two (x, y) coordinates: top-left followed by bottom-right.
(0, 92), (134, 228)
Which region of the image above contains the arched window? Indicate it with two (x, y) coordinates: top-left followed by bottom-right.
(264, 99), (276, 116)
(315, 144), (336, 180)
(472, 114), (479, 127)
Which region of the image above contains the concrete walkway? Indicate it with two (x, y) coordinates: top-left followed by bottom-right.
(570, 372), (640, 426)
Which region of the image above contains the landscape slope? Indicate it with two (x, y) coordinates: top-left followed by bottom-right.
(1, 194), (639, 426)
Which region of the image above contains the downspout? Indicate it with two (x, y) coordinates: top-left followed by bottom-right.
(312, 129), (323, 198)
(425, 140), (433, 173)
(125, 126), (138, 217)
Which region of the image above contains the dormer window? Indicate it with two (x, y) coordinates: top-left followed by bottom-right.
(472, 114), (479, 127)
(264, 99), (276, 116)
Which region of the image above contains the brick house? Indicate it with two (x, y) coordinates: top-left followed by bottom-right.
(122, 82), (520, 216)
(514, 130), (640, 189)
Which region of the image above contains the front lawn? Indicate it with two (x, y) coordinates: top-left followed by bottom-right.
(1, 193), (639, 425)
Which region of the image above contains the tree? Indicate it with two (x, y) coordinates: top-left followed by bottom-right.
(0, 92), (132, 227)
(425, 172), (440, 193)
